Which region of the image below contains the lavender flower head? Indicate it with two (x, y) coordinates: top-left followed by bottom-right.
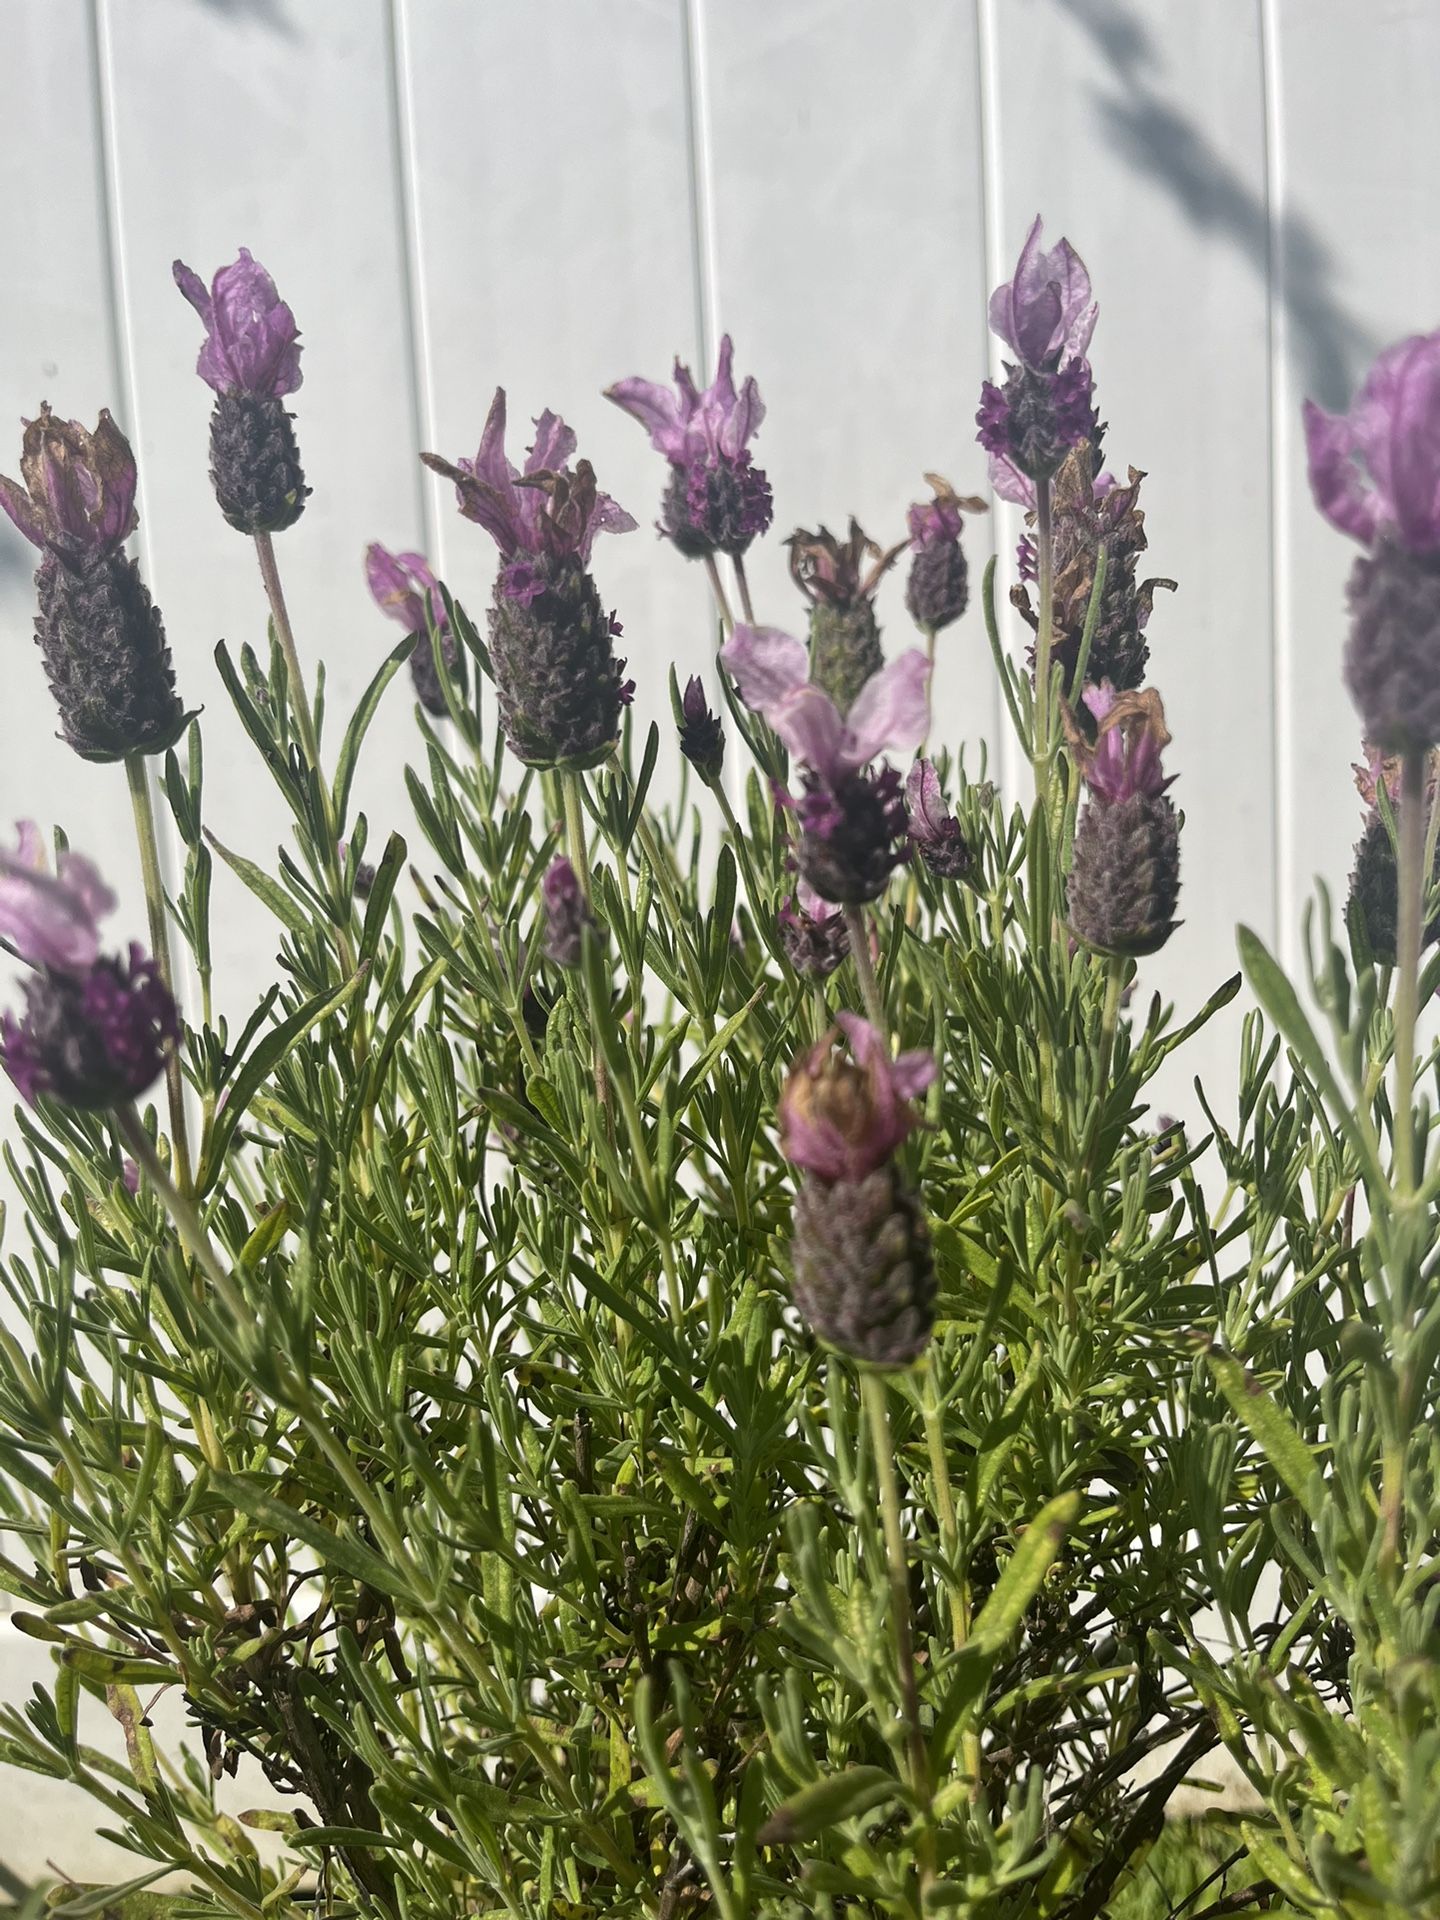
(722, 624), (930, 902)
(174, 249), (309, 534)
(905, 761), (971, 880)
(779, 1014), (935, 1186)
(1, 409), (188, 762)
(606, 335), (773, 559)
(978, 217), (1100, 489)
(423, 391), (635, 768)
(0, 826), (177, 1109)
(904, 477), (985, 636)
(365, 542), (467, 716)
(172, 250), (303, 398)
(781, 1015), (937, 1368)
(1065, 684), (1181, 957)
(777, 880), (850, 980)
(541, 855), (594, 969)
(1305, 331), (1440, 750)
(0, 405), (137, 568)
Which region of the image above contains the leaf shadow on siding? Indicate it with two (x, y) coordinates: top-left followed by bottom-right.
(1054, 0), (1376, 408)
(189, 0), (297, 38)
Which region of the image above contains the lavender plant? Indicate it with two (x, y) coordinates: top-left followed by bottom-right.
(0, 222), (1432, 1920)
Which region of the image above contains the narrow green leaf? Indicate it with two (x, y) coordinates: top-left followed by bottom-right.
(757, 1766), (901, 1846)
(333, 636), (412, 826)
(1206, 1345), (1322, 1519)
(970, 1491), (1081, 1654)
(204, 831), (310, 936)
(210, 1472), (418, 1602)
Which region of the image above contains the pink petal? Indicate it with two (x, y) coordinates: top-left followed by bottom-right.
(842, 651), (932, 772)
(1303, 399), (1378, 545)
(891, 1048), (938, 1100)
(605, 375), (686, 459)
(771, 684), (846, 777)
(720, 624), (810, 711)
(171, 259), (213, 324)
(526, 409), (578, 477)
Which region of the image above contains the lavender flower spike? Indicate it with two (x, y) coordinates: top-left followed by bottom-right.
(172, 250), (303, 398)
(978, 215), (1100, 487)
(423, 391), (635, 768)
(1066, 684), (1181, 957)
(0, 822), (115, 973)
(1306, 332), (1440, 751)
(0, 406), (137, 567)
(780, 1014), (937, 1368)
(174, 249), (308, 535)
(722, 624), (929, 903)
(364, 542), (467, 717)
(606, 335), (773, 559)
(0, 834), (177, 1111)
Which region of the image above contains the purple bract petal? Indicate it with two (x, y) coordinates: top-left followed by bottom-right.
(0, 823), (115, 973)
(1304, 331), (1440, 553)
(173, 249), (302, 398)
(988, 216), (1098, 371)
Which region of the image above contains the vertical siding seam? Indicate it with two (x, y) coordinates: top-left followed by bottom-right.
(974, 0), (1014, 792)
(88, 0), (190, 968)
(680, 0), (718, 372)
(385, 0), (443, 572)
(1259, 0), (1291, 965)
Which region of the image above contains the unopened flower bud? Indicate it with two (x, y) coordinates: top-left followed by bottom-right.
(904, 477), (983, 635)
(1065, 685), (1181, 956)
(904, 760), (971, 881)
(677, 675), (725, 783)
(776, 885), (849, 979)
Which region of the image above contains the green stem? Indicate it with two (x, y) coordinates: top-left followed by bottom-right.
(1394, 748), (1426, 1200)
(1095, 956), (1126, 1113)
(843, 904), (887, 1038)
(1031, 473), (1055, 798)
(860, 1370), (933, 1886)
(118, 1107), (250, 1329)
(254, 531), (323, 792)
(733, 552), (756, 626)
(922, 1361), (981, 1795)
(704, 553), (736, 633)
(125, 755), (192, 1195)
(563, 770), (593, 904)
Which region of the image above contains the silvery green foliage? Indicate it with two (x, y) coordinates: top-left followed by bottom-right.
(0, 476), (1433, 1920)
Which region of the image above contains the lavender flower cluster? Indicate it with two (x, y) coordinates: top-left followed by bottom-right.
(2, 221), (1436, 1382)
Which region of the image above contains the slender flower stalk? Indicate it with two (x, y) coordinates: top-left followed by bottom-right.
(705, 554), (736, 632)
(125, 755), (191, 1193)
(843, 904), (887, 1038)
(118, 1107), (247, 1325)
(733, 553), (757, 625)
(861, 1370), (934, 1892)
(1393, 748), (1427, 1197)
(1033, 475), (1056, 796)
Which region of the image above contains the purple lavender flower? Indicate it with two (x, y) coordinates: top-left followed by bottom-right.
(1305, 332), (1440, 750)
(0, 406), (137, 567)
(977, 217), (1100, 488)
(904, 761), (971, 880)
(0, 831), (177, 1110)
(423, 392), (635, 769)
(172, 250), (303, 398)
(174, 250), (308, 535)
(0, 411), (188, 761)
(904, 478), (984, 636)
(777, 881), (850, 979)
(541, 855), (594, 968)
(1066, 685), (1181, 956)
(780, 1015), (937, 1367)
(676, 674), (725, 783)
(606, 335), (773, 559)
(0, 823), (114, 971)
(721, 624), (930, 903)
(987, 217), (1098, 373)
(779, 1013), (935, 1184)
(364, 542), (467, 716)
